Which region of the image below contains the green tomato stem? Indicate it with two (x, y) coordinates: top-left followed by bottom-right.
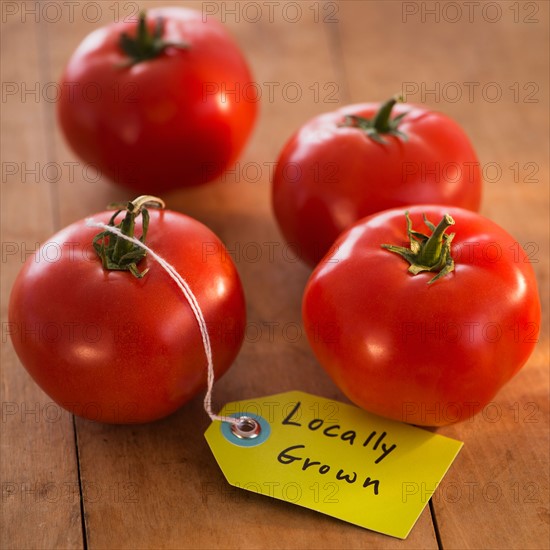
(381, 211), (456, 285)
(418, 213), (455, 267)
(92, 195), (165, 278)
(118, 11), (188, 67)
(341, 94), (408, 143)
(372, 96), (400, 133)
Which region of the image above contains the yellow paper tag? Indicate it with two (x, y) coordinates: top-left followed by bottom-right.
(205, 391), (462, 539)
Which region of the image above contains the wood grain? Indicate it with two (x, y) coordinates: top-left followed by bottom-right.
(0, 15), (82, 550)
(1, 1), (548, 549)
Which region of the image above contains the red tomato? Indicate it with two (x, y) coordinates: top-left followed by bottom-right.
(8, 197), (246, 423)
(57, 8), (257, 192)
(302, 206), (540, 426)
(272, 98), (482, 266)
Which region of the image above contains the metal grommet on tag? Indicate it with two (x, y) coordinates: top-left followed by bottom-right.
(231, 416), (261, 439)
(221, 413), (271, 447)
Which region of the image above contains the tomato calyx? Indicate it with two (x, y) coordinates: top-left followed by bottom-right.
(118, 12), (188, 67)
(342, 95), (408, 144)
(381, 211), (456, 285)
(92, 195), (166, 278)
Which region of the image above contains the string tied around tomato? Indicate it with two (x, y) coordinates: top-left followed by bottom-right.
(91, 194), (165, 278)
(87, 197), (254, 431)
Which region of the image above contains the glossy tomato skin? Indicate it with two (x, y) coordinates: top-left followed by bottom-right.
(8, 209), (246, 423)
(272, 103), (482, 266)
(57, 7), (257, 193)
(302, 206), (540, 426)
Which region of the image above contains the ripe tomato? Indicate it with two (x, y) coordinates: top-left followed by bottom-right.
(302, 206), (540, 426)
(57, 8), (257, 192)
(272, 97), (482, 266)
(8, 197), (246, 423)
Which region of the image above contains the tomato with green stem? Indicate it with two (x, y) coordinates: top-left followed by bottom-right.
(272, 96), (482, 266)
(8, 196), (246, 423)
(57, 8), (257, 192)
(302, 206), (540, 426)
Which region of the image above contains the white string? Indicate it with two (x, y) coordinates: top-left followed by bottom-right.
(86, 217), (239, 425)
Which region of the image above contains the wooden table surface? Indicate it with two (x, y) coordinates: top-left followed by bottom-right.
(2, 1), (549, 548)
